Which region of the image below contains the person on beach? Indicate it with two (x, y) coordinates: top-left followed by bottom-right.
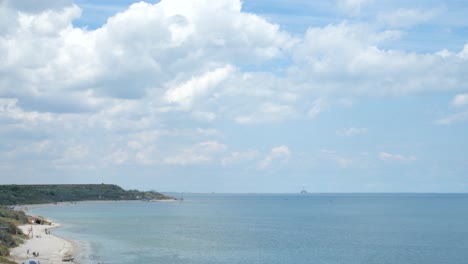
(27, 226), (33, 237)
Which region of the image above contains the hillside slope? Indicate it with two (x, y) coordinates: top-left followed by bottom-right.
(0, 184), (174, 205)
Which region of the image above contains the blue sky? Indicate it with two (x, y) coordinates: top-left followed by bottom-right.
(0, 0), (467, 192)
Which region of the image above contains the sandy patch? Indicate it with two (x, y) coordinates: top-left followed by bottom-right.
(9, 224), (76, 264)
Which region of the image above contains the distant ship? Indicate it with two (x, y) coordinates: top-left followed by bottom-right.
(300, 187), (308, 194)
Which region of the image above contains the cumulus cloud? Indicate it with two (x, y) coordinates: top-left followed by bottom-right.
(2, 0), (73, 13)
(258, 145), (291, 169)
(433, 93), (468, 125)
(1, 0), (293, 101)
(0, 98), (54, 123)
(452, 94), (468, 107)
(1, 0), (468, 182)
(290, 23), (468, 96)
(378, 152), (416, 162)
(165, 65), (234, 108)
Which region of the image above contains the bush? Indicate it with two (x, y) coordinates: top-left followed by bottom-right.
(0, 231), (17, 248)
(0, 207), (28, 224)
(0, 244), (9, 257)
(0, 256), (17, 264)
(0, 219), (22, 236)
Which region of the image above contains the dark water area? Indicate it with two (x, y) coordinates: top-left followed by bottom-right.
(32, 193), (468, 264)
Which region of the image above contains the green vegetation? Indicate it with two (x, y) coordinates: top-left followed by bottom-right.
(0, 256), (17, 264)
(0, 184), (174, 206)
(0, 206), (27, 257)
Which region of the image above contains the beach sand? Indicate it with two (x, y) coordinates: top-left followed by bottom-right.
(9, 224), (76, 264)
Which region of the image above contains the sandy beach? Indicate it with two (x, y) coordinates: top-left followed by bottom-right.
(9, 224), (76, 264)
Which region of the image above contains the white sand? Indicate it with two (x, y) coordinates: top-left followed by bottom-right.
(9, 224), (76, 264)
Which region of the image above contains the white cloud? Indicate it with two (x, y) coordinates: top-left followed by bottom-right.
(307, 98), (327, 119)
(1, 0), (293, 101)
(319, 149), (367, 168)
(378, 8), (441, 28)
(106, 149), (129, 165)
(258, 145), (291, 169)
(222, 150), (259, 165)
(135, 146), (158, 165)
(337, 0), (372, 16)
(320, 149), (336, 155)
(452, 94), (468, 107)
(165, 65), (234, 108)
(63, 145), (88, 160)
(337, 157), (353, 168)
(1, 0), (468, 183)
(235, 102), (296, 124)
(378, 152), (416, 162)
(164, 141), (227, 165)
(53, 144), (93, 170)
(192, 111), (217, 122)
(290, 23), (468, 96)
(196, 128), (221, 137)
(435, 110), (468, 125)
(337, 127), (368, 136)
(0, 98), (54, 123)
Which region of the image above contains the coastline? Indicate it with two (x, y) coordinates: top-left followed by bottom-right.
(8, 223), (77, 264)
(9, 202), (87, 264)
(9, 199), (175, 264)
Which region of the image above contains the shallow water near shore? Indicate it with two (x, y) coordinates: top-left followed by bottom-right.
(30, 194), (468, 264)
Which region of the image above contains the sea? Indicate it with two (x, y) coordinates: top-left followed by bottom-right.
(30, 193), (468, 264)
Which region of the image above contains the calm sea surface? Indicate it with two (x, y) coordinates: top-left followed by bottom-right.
(30, 194), (468, 264)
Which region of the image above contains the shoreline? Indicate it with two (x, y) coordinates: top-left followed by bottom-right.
(8, 223), (77, 264)
(10, 199), (175, 264)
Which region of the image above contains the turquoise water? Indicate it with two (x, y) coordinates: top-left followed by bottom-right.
(31, 194), (468, 264)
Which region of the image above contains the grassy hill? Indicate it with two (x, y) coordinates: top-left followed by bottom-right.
(0, 206), (28, 259)
(0, 184), (174, 206)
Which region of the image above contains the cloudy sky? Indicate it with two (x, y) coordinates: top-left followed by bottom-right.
(1, 0), (467, 193)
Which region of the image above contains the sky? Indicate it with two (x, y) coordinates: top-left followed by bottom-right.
(0, 0), (467, 193)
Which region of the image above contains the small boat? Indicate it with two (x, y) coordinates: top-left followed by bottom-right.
(300, 187), (308, 194)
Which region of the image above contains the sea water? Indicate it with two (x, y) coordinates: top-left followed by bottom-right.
(30, 194), (468, 264)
